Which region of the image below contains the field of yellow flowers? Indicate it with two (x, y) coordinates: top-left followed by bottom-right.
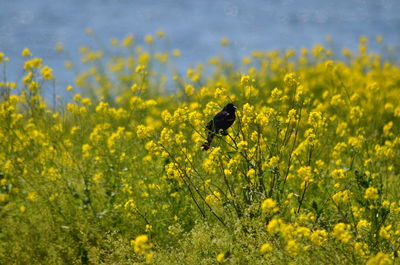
(1, 33), (400, 264)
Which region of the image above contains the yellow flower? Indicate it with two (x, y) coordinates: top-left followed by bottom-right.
(284, 73), (298, 88)
(357, 219), (371, 232)
(220, 38), (229, 46)
(40, 66), (54, 80)
(110, 38), (118, 46)
(20, 205), (26, 213)
(145, 224), (153, 232)
(285, 239), (299, 256)
(24, 57), (43, 71)
(267, 218), (282, 234)
(185, 84), (195, 96)
(310, 229), (327, 246)
(122, 34), (134, 46)
(364, 187), (379, 200)
(366, 252), (392, 265)
(136, 65), (146, 73)
(205, 191), (221, 206)
(55, 43), (64, 52)
(237, 141), (248, 151)
(27, 191), (38, 201)
(21, 48), (32, 57)
(379, 225), (392, 240)
(144, 34), (153, 44)
(247, 168), (256, 184)
(172, 49), (181, 57)
(23, 72), (33, 87)
(295, 227), (311, 238)
(137, 125), (150, 139)
(156, 30), (165, 38)
(297, 166), (313, 183)
(354, 242), (369, 257)
(92, 173), (103, 183)
(332, 223), (352, 243)
(82, 144), (91, 158)
(260, 243), (273, 255)
(261, 198), (279, 214)
(244, 85), (259, 98)
(308, 111), (322, 128)
(0, 193), (9, 202)
(240, 75), (250, 86)
(131, 234), (153, 259)
(242, 56), (251, 65)
(85, 27), (93, 35)
(332, 190), (351, 204)
(216, 253), (225, 263)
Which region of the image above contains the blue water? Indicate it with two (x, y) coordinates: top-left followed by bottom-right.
(1, 0), (399, 89)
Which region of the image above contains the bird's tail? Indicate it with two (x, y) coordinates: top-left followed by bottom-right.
(201, 132), (214, 151)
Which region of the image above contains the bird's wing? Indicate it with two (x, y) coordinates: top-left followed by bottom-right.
(213, 110), (231, 129)
(214, 110), (230, 123)
(205, 110), (228, 131)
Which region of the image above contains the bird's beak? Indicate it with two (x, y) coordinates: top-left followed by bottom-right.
(234, 106), (237, 109)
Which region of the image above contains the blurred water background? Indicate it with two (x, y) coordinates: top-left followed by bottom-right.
(0, 0), (399, 90)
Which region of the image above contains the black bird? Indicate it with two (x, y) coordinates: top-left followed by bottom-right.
(202, 103), (237, 150)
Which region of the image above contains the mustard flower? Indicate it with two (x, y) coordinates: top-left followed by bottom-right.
(332, 190), (351, 204)
(27, 191), (38, 201)
(185, 84), (195, 96)
(260, 243), (273, 255)
(137, 125), (150, 139)
(220, 38), (229, 46)
(366, 252), (392, 265)
(379, 225), (392, 240)
(82, 144), (91, 158)
(21, 48), (32, 57)
(216, 253), (225, 263)
(244, 85), (259, 98)
(295, 227), (311, 239)
(284, 73), (298, 88)
(357, 219), (371, 232)
(122, 34), (134, 46)
(40, 66), (54, 80)
(144, 35), (153, 44)
(205, 191), (221, 206)
(55, 42), (64, 52)
(237, 141), (248, 151)
(24, 57), (42, 71)
(331, 169), (346, 180)
(131, 234), (154, 260)
(0, 194), (9, 203)
(308, 111), (322, 128)
(285, 239), (299, 256)
(136, 64), (146, 73)
(172, 49), (181, 57)
(261, 198), (279, 214)
(240, 75), (250, 86)
(85, 27), (93, 35)
(310, 229), (328, 246)
(354, 242), (369, 257)
(297, 166), (313, 183)
(267, 218), (282, 234)
(364, 187), (379, 200)
(332, 223), (352, 243)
